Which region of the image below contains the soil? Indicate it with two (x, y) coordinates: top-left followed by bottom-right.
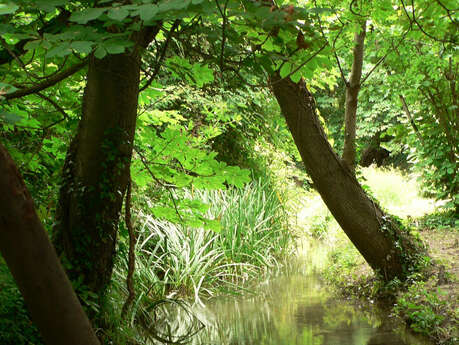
(420, 227), (459, 291)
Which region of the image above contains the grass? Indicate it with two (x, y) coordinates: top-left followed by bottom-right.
(359, 167), (437, 218)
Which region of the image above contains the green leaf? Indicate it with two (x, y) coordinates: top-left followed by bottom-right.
(23, 40), (42, 51)
(308, 7), (334, 14)
(290, 70), (302, 83)
(70, 8), (106, 24)
(94, 46), (107, 59)
(204, 219), (221, 233)
(35, 0), (68, 13)
(0, 2), (18, 15)
(158, 0), (191, 12)
(191, 64), (214, 87)
(137, 4), (159, 21)
(46, 43), (72, 58)
(103, 39), (131, 54)
(71, 41), (94, 54)
(173, 173), (193, 187)
(107, 7), (130, 21)
(279, 62), (290, 79)
(0, 112), (23, 124)
(0, 82), (18, 94)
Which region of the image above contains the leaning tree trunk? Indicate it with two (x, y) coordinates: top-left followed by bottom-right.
(53, 28), (158, 295)
(342, 21), (366, 172)
(0, 143), (100, 345)
(270, 73), (423, 281)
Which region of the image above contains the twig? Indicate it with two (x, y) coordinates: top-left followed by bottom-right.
(331, 25), (347, 85)
(135, 147), (184, 223)
(434, 0), (458, 24)
(349, 0), (368, 17)
(121, 174), (136, 319)
(4, 60), (88, 100)
(400, 0), (456, 44)
(36, 92), (70, 130)
(312, 0), (347, 83)
(361, 24), (412, 85)
(215, 0), (229, 78)
(139, 20), (181, 93)
(271, 42), (329, 86)
(399, 94), (424, 143)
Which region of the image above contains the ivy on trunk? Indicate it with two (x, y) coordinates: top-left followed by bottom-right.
(53, 27), (159, 296)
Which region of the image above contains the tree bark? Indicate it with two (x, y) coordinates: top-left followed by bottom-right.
(0, 143), (100, 345)
(342, 21), (367, 172)
(270, 72), (422, 281)
(53, 27), (158, 295)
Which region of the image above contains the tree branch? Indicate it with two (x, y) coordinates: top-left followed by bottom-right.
(139, 20), (180, 93)
(361, 24), (412, 85)
(134, 147), (184, 223)
(36, 92), (70, 130)
(121, 174), (136, 319)
(215, 0), (230, 78)
(4, 60), (87, 100)
(400, 0), (456, 44)
(399, 94), (424, 143)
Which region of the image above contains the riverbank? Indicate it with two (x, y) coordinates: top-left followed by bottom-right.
(322, 214), (458, 345)
(121, 240), (434, 345)
(300, 167), (459, 345)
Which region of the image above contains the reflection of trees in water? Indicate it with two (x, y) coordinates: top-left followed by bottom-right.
(365, 319), (431, 345)
(138, 299), (204, 344)
(366, 330), (406, 345)
(137, 274), (430, 345)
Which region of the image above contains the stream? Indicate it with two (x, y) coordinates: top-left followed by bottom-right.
(141, 244), (433, 345)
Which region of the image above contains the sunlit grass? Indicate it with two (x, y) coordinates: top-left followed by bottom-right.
(359, 166), (437, 218)
(296, 166), (440, 240)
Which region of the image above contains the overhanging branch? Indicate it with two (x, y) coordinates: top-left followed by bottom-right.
(4, 60), (87, 101)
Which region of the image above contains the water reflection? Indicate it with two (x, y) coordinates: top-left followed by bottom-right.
(142, 243), (432, 345)
(193, 274), (430, 345)
(141, 271), (431, 345)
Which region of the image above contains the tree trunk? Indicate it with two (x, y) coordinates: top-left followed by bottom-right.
(270, 72), (422, 281)
(53, 28), (158, 295)
(0, 143), (100, 345)
(342, 21), (366, 172)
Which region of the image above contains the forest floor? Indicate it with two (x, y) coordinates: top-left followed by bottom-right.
(420, 226), (459, 302)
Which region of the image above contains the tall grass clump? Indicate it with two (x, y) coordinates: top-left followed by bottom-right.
(199, 178), (293, 270)
(102, 178), (294, 342)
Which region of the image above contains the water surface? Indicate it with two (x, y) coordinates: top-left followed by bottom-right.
(143, 247), (432, 345)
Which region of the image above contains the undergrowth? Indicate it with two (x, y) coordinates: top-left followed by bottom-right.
(0, 262), (42, 345)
